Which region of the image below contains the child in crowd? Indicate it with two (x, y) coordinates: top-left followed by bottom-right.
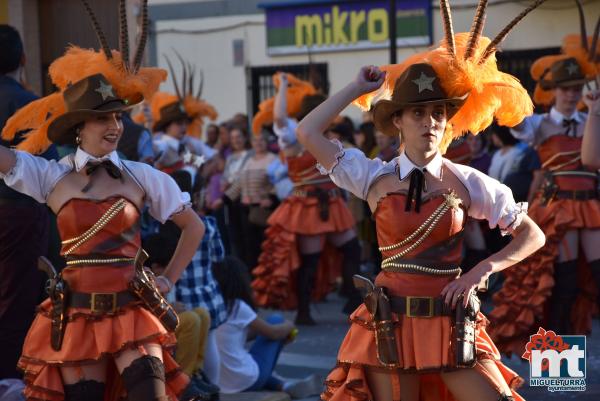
(213, 256), (321, 399)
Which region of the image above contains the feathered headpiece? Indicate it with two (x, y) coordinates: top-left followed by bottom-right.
(356, 0), (545, 152)
(532, 0), (599, 106)
(166, 50), (218, 137)
(251, 73), (317, 135)
(1, 0), (166, 154)
(134, 51), (218, 136)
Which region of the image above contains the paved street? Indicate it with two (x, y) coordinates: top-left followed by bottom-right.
(259, 294), (600, 401)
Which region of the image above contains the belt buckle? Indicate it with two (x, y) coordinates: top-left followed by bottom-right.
(406, 296), (434, 318)
(90, 292), (117, 313)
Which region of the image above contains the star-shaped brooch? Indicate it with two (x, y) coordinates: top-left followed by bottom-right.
(443, 191), (462, 210)
(565, 62), (579, 76)
(412, 72), (436, 93)
(95, 81), (115, 101)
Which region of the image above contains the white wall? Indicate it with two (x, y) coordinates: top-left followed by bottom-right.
(154, 0), (600, 124)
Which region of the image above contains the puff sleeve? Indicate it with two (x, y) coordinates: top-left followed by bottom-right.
(125, 161), (192, 223)
(447, 161), (528, 235)
(316, 139), (390, 200)
(0, 150), (69, 203)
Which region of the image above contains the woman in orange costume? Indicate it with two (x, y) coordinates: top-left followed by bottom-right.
(0, 2), (204, 400)
(489, 6), (600, 354)
(251, 73), (362, 325)
(295, 1), (548, 400)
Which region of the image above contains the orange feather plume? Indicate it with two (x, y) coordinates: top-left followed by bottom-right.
(562, 34), (599, 77)
(49, 46), (166, 101)
(1, 93), (65, 154)
(251, 73), (317, 135)
(183, 95), (218, 138)
(134, 91), (218, 136)
(1, 46), (166, 154)
(354, 33), (533, 153)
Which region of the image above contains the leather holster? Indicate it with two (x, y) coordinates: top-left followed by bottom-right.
(353, 275), (399, 366)
(128, 249), (179, 332)
(453, 293), (481, 368)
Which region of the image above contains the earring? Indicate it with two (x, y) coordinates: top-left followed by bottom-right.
(75, 128), (81, 145)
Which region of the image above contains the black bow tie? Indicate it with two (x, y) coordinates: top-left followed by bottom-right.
(562, 118), (578, 137)
(404, 168), (427, 213)
(82, 160), (123, 192)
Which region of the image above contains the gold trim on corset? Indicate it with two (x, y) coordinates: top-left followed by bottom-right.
(65, 257), (135, 266)
(62, 198), (127, 255)
(542, 150), (581, 168)
(380, 191), (462, 276)
(382, 263), (461, 276)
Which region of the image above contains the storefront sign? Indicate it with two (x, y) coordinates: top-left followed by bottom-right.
(262, 0), (431, 55)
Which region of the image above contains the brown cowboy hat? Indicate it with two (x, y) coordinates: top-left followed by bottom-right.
(153, 101), (191, 132)
(372, 63), (468, 137)
(47, 74), (142, 145)
(539, 57), (588, 90)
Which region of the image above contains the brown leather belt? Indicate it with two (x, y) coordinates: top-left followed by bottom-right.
(292, 187), (340, 198)
(553, 189), (598, 200)
(389, 296), (452, 318)
(69, 290), (139, 313)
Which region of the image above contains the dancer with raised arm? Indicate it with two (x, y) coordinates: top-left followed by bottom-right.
(490, 1), (600, 354)
(296, 1), (548, 400)
(251, 73), (362, 325)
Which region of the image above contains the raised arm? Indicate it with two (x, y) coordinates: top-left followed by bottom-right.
(274, 72), (288, 129)
(0, 145), (17, 174)
(296, 66), (385, 171)
(581, 88), (600, 170)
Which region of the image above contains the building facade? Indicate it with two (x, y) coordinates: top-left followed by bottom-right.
(2, 0), (599, 125)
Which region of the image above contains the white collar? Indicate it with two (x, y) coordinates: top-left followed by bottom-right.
(549, 107), (584, 125)
(397, 151), (443, 180)
(73, 147), (123, 172)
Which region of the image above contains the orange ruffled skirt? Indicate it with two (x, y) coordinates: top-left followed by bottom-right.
(17, 266), (189, 401)
(489, 196), (600, 355)
(322, 272), (524, 401)
(252, 194), (356, 309)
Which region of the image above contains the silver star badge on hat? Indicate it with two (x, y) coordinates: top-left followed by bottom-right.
(566, 62), (579, 76)
(95, 81), (115, 101)
(412, 72), (436, 93)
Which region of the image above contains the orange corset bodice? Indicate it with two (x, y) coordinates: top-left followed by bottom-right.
(374, 191), (466, 267)
(538, 135), (582, 171)
(287, 151), (334, 188)
(538, 136), (596, 191)
(56, 197), (141, 293)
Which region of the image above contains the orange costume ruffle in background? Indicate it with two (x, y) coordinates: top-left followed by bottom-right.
(250, 73), (355, 309)
(489, 7), (600, 355)
(251, 151), (356, 309)
(322, 0), (541, 399)
(489, 136), (600, 355)
(18, 198), (188, 401)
